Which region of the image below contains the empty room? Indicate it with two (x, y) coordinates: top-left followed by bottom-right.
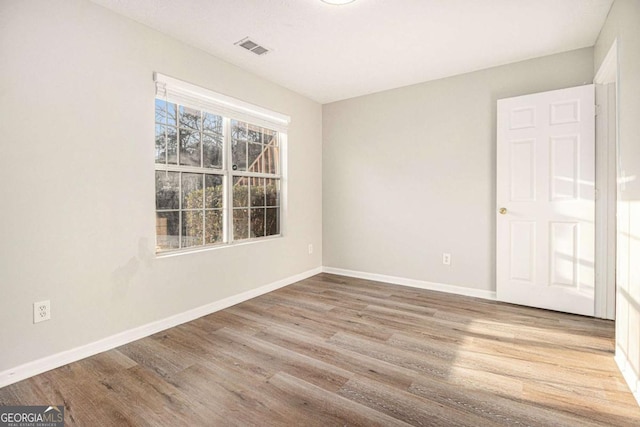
(1, 0), (640, 425)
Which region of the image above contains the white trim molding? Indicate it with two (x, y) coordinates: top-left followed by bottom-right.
(594, 39), (618, 85)
(322, 266), (496, 301)
(594, 38), (619, 320)
(615, 347), (640, 407)
(0, 266), (322, 389)
(594, 82), (618, 320)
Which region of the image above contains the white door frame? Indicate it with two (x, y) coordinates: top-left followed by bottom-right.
(594, 39), (618, 320)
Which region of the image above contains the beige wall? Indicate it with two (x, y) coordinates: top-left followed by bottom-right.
(595, 0), (640, 397)
(0, 0), (322, 371)
(323, 48), (594, 292)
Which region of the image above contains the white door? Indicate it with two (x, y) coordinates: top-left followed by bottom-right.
(496, 85), (595, 316)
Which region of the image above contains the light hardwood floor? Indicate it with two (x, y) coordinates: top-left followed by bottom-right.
(1, 273), (639, 426)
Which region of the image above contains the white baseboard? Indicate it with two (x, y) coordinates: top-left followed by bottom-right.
(322, 266), (496, 301)
(615, 347), (640, 407)
(0, 266), (323, 389)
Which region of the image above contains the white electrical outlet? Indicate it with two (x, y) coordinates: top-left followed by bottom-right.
(33, 300), (51, 323)
(308, 244), (313, 255)
(442, 253), (451, 266)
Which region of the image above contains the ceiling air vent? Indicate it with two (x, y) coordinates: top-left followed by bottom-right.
(235, 37), (270, 56)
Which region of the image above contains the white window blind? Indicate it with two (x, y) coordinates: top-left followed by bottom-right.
(154, 72), (291, 133)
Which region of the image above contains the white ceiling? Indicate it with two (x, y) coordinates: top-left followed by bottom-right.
(91, 0), (613, 104)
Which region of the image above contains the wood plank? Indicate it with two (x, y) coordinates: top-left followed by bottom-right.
(266, 371), (410, 427)
(338, 374), (501, 427)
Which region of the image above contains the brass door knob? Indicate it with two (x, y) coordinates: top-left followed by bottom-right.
(499, 207), (507, 215)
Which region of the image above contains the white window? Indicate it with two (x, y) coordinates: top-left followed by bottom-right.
(153, 74), (289, 253)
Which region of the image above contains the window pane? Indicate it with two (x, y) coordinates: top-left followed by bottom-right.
(182, 210), (203, 247)
(205, 210), (223, 244)
(263, 128), (277, 146)
(233, 177), (248, 207)
(167, 126), (177, 165)
(205, 175), (223, 209)
(248, 142), (263, 173)
(264, 145), (279, 174)
(231, 120), (247, 141)
(155, 99), (167, 124)
(179, 105), (201, 130)
(233, 208), (249, 240)
(182, 173), (203, 210)
(248, 124), (261, 143)
(156, 211), (179, 251)
(265, 208), (280, 236)
(265, 179), (280, 207)
(167, 102), (177, 126)
(203, 112), (222, 134)
(251, 208), (265, 238)
(179, 129), (201, 167)
(156, 171), (179, 209)
(155, 124), (166, 164)
(250, 178), (265, 207)
(203, 133), (223, 169)
(232, 139), (247, 171)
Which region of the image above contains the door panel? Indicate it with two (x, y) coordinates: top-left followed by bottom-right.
(550, 136), (579, 200)
(509, 221), (536, 282)
(549, 221), (578, 287)
(510, 140), (536, 201)
(497, 85), (595, 316)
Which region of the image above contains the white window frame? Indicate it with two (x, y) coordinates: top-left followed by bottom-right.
(154, 73), (290, 255)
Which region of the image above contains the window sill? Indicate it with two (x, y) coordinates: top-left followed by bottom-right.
(155, 234), (283, 258)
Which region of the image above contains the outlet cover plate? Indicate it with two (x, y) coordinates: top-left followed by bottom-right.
(442, 253), (451, 266)
(33, 300), (51, 323)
